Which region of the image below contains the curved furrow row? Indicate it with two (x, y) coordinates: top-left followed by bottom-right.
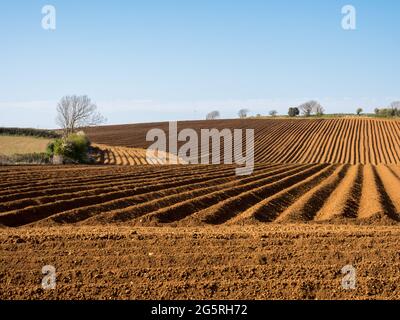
(316, 120), (340, 164)
(35, 172), (249, 226)
(275, 164), (349, 222)
(357, 164), (388, 219)
(0, 173), (240, 227)
(373, 165), (400, 221)
(1, 163), (400, 226)
(134, 164), (325, 226)
(0, 164), (284, 226)
(35, 164), (287, 225)
(313, 164), (362, 221)
(0, 164), (251, 212)
(303, 119), (334, 163)
(276, 120), (318, 162)
(255, 121), (296, 161)
(301, 120), (331, 164)
(0, 162), (246, 194)
(228, 164), (337, 224)
(85, 164), (309, 225)
(268, 120), (316, 163)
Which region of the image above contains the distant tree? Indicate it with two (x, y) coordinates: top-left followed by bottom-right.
(298, 100), (321, 117)
(372, 104), (400, 117)
(56, 95), (106, 136)
(288, 107), (300, 117)
(256, 114), (262, 118)
(313, 103), (325, 116)
(206, 110), (220, 120)
(389, 101), (400, 116)
(389, 101), (400, 110)
(238, 108), (249, 119)
(356, 108), (363, 116)
(269, 110), (278, 117)
(373, 107), (398, 117)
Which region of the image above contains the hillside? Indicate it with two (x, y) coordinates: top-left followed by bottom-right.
(86, 118), (400, 165)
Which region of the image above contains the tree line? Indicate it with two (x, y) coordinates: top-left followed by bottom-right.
(374, 102), (400, 117)
(205, 100), (400, 119)
(205, 100), (325, 119)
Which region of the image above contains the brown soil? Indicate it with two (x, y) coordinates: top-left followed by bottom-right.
(1, 225), (400, 300)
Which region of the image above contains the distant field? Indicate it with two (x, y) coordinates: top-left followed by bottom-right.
(87, 118), (400, 165)
(0, 135), (51, 155)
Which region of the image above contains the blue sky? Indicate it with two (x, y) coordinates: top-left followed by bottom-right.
(0, 0), (399, 128)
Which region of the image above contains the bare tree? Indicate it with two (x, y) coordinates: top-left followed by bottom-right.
(238, 108), (249, 119)
(389, 101), (400, 109)
(298, 100), (323, 116)
(298, 101), (314, 116)
(387, 101), (400, 116)
(56, 95), (106, 136)
(390, 101), (400, 115)
(313, 103), (325, 116)
(206, 110), (220, 120)
(269, 110), (278, 117)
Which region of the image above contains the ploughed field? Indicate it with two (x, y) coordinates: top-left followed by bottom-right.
(1, 163), (400, 227)
(87, 118), (400, 165)
(3, 118), (400, 299)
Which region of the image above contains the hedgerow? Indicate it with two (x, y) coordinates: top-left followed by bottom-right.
(0, 127), (60, 139)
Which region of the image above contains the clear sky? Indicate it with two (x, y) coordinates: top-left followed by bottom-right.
(0, 0), (399, 128)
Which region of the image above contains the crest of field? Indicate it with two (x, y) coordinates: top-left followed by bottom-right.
(87, 118), (400, 166)
(92, 144), (186, 165)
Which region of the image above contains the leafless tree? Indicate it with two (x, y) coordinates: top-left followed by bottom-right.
(56, 95), (106, 136)
(269, 110), (278, 117)
(389, 101), (400, 110)
(387, 101), (400, 116)
(313, 103), (325, 116)
(298, 101), (314, 116)
(298, 100), (323, 116)
(238, 108), (249, 119)
(206, 110), (220, 120)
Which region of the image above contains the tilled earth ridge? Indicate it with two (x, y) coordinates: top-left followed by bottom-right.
(1, 164), (400, 227)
